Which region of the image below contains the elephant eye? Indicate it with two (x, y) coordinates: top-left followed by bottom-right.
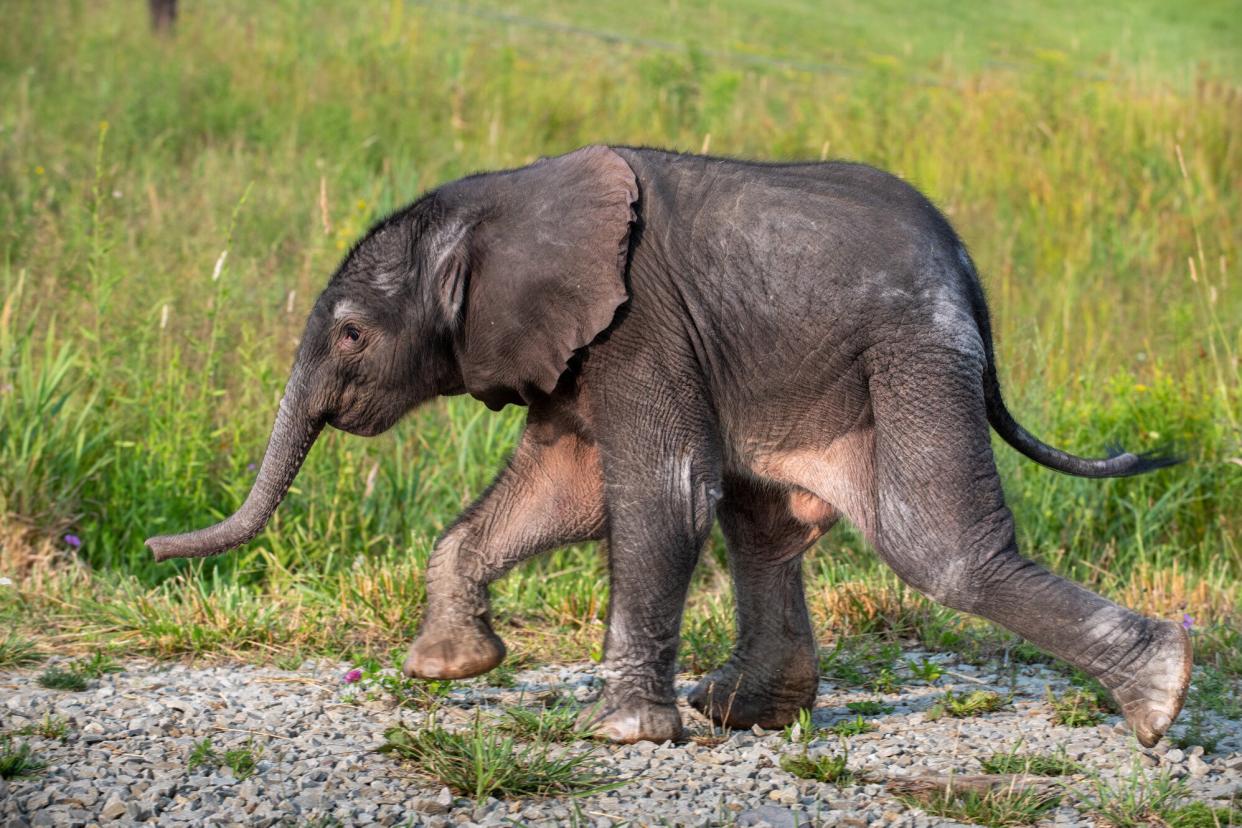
(342, 324), (362, 344)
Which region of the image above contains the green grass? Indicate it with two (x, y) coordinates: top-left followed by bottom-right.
(1162, 801), (1242, 828)
(36, 666), (88, 692)
(900, 785), (1061, 827)
(501, 697), (597, 742)
(926, 690), (1008, 721)
(0, 0), (1237, 679)
(1047, 687), (1107, 728)
(186, 737), (263, 780)
(828, 715), (876, 738)
(779, 748), (856, 784)
(0, 737), (47, 779)
(380, 715), (619, 800)
(1075, 761), (1191, 828)
(980, 747), (1083, 777)
(782, 708), (818, 744)
(10, 714), (70, 742)
(0, 635), (43, 669)
(845, 700), (894, 716)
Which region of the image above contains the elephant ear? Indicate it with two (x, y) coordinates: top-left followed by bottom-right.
(442, 146), (637, 409)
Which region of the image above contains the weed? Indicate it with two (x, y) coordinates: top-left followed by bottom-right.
(1076, 760), (1190, 828)
(782, 708), (818, 744)
(1171, 665), (1242, 751)
(980, 745), (1083, 776)
(846, 700), (894, 716)
(380, 714), (620, 800)
(678, 596), (734, 675)
(1066, 669), (1119, 714)
(0, 636), (43, 669)
(486, 663), (518, 689)
(1008, 642), (1054, 666)
(905, 658), (944, 683)
(779, 747), (855, 784)
(900, 784), (1060, 827)
(73, 651), (121, 679)
(0, 737), (47, 779)
(868, 667), (900, 694)
(828, 715), (876, 737)
(185, 737), (262, 779)
(221, 741), (263, 780)
(37, 666), (87, 692)
(187, 738), (218, 773)
(1161, 801), (1242, 828)
(819, 638), (904, 688)
(274, 651), (305, 671)
(12, 714), (70, 742)
(926, 690), (1007, 721)
(1047, 687), (1106, 728)
(502, 698), (596, 742)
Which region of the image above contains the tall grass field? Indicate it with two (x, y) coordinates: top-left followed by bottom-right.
(0, 1), (1238, 678)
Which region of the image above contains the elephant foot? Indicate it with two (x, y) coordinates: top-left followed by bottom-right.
(577, 696), (684, 744)
(403, 616), (506, 680)
(687, 655), (818, 730)
(1103, 620), (1192, 748)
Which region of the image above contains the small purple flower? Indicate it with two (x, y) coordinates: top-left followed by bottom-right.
(343, 668), (363, 684)
(63, 534), (82, 548)
(246, 463), (257, 472)
(1182, 613), (1195, 632)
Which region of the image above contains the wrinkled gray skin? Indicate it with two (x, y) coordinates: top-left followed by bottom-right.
(147, 146), (1190, 746)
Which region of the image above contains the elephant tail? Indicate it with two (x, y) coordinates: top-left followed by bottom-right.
(984, 380), (1181, 478)
(964, 252), (1182, 479)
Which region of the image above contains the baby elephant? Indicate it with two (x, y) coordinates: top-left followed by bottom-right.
(147, 146), (1189, 746)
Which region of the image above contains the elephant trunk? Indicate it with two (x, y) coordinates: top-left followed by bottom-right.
(145, 380), (322, 562)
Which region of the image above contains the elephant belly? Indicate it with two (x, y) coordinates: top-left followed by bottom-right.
(742, 425), (877, 542)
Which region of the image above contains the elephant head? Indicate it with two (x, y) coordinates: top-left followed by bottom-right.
(145, 146), (638, 561)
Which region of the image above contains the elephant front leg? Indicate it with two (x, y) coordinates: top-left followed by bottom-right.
(689, 479), (836, 729)
(582, 417), (722, 743)
(404, 421), (605, 679)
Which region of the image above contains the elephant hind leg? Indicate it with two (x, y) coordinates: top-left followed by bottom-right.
(688, 474), (835, 730)
(866, 352), (1190, 747)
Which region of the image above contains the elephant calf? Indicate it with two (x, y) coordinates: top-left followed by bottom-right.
(148, 146), (1189, 746)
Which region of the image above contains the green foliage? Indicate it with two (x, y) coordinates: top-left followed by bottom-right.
(0, 0), (1236, 672)
(678, 594), (733, 675)
(380, 714), (619, 800)
(905, 658), (944, 683)
(819, 638), (905, 688)
(221, 742), (263, 780)
(33, 652), (120, 692)
(1161, 801), (1242, 828)
(779, 748), (855, 784)
(11, 714), (70, 742)
(0, 737), (46, 779)
(845, 700), (894, 716)
(1173, 666), (1241, 752)
(1075, 761), (1190, 828)
(1047, 687), (1106, 728)
(36, 666), (87, 692)
(900, 786), (1061, 827)
(980, 747), (1083, 777)
(186, 738), (218, 773)
(501, 697), (596, 742)
(73, 651), (121, 679)
(186, 737), (262, 779)
(926, 690), (1007, 721)
(0, 636), (43, 669)
(782, 708), (818, 744)
(828, 715), (875, 737)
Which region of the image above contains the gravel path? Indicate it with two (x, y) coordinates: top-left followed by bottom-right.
(2, 651), (1239, 827)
